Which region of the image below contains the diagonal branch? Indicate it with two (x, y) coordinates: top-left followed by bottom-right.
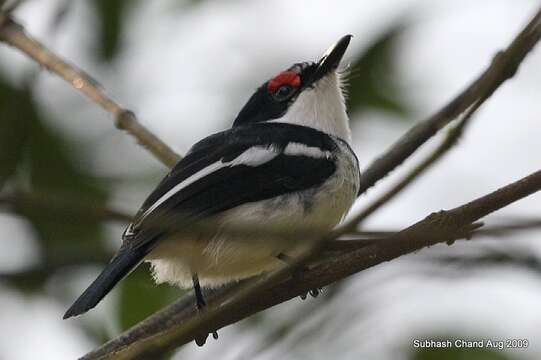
(0, 14), (181, 167)
(82, 167), (541, 360)
(357, 6), (541, 195)
(351, 98), (482, 226)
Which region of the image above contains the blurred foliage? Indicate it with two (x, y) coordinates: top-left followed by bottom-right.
(23, 112), (109, 264)
(0, 73), (185, 342)
(411, 344), (514, 360)
(347, 24), (409, 118)
(93, 0), (133, 61)
(0, 79), (31, 190)
(118, 264), (184, 330)
(0, 75), (111, 293)
(0, 0), (188, 338)
(0, 72), (186, 343)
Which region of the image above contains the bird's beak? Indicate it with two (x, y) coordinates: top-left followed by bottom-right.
(308, 35), (352, 85)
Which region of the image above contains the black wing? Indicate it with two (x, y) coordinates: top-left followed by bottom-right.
(135, 122), (337, 218)
(126, 122), (338, 248)
(63, 123), (337, 318)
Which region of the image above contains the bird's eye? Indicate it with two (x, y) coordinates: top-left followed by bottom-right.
(273, 85), (294, 101)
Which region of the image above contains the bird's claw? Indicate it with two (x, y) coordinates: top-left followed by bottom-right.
(299, 287), (323, 300)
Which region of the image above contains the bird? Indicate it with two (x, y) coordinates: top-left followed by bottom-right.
(64, 35), (360, 320)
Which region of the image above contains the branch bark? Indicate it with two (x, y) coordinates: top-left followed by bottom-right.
(82, 168), (541, 360)
(0, 14), (181, 167)
(351, 98), (481, 225)
(356, 7), (541, 195)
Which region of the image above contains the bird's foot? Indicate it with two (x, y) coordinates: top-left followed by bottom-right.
(300, 287), (323, 300)
(276, 253), (322, 301)
(276, 253), (309, 279)
(193, 299), (219, 346)
(192, 274), (219, 346)
(192, 273), (207, 312)
(195, 295), (207, 312)
(194, 331), (219, 347)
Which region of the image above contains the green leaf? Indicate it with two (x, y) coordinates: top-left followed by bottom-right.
(93, 0), (132, 61)
(21, 116), (110, 268)
(118, 264), (185, 330)
(0, 79), (32, 189)
(0, 76), (111, 292)
(347, 24), (409, 118)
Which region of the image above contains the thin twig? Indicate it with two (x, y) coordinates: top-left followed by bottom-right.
(0, 191), (133, 223)
(357, 7), (541, 195)
(0, 14), (181, 167)
(351, 99), (482, 226)
(475, 219), (541, 237)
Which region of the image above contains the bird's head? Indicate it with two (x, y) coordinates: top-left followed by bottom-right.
(233, 35), (353, 142)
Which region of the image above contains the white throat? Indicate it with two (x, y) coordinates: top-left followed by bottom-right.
(271, 72), (352, 144)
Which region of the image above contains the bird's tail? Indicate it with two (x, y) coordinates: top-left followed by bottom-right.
(63, 248), (145, 319)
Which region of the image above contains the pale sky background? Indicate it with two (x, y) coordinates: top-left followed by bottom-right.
(0, 0), (540, 359)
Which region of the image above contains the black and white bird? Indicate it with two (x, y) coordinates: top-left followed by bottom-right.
(64, 35), (360, 319)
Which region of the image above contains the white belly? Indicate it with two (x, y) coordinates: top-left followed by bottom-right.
(147, 142), (359, 288)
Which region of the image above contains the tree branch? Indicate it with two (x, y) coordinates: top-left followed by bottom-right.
(357, 6), (541, 195)
(0, 191), (133, 223)
(0, 14), (181, 167)
(351, 98), (481, 225)
(82, 167), (541, 360)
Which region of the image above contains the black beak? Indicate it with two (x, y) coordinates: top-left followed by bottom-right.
(309, 35), (352, 84)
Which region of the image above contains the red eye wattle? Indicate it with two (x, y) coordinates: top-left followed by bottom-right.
(267, 71), (301, 93)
